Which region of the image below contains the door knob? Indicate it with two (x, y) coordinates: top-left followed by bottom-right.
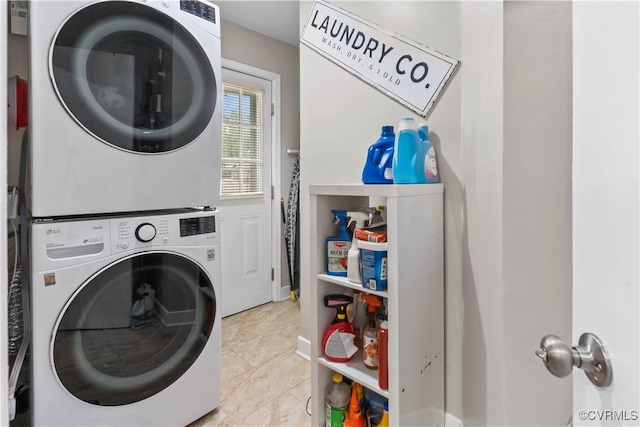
(535, 332), (612, 388)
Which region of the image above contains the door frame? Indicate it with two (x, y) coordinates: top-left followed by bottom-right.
(221, 58), (282, 303)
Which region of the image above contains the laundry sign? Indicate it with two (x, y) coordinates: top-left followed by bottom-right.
(301, 1), (460, 117)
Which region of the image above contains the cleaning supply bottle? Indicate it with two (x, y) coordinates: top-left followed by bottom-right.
(353, 291), (368, 349)
(343, 382), (365, 427)
(325, 373), (350, 427)
(322, 294), (357, 362)
(392, 117), (425, 184)
(360, 294), (383, 369)
(327, 210), (350, 276)
(142, 283), (155, 323)
(378, 401), (390, 427)
(345, 290), (356, 333)
(356, 383), (365, 416)
(362, 125), (395, 184)
(346, 211), (371, 284)
(418, 123), (439, 183)
(130, 294), (145, 330)
(378, 319), (389, 389)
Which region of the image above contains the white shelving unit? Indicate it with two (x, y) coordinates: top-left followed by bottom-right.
(310, 184), (444, 426)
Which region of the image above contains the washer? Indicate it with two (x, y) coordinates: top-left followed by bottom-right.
(30, 209), (221, 426)
(29, 0), (222, 217)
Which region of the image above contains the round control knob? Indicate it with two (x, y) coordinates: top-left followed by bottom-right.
(121, 241), (129, 250)
(135, 223), (157, 243)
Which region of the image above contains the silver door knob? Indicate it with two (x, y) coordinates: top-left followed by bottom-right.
(535, 332), (612, 388)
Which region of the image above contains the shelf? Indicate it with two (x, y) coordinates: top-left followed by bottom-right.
(310, 187), (444, 426)
(318, 354), (389, 399)
(309, 183), (443, 198)
(317, 274), (388, 298)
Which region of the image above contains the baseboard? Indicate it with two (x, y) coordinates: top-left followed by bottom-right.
(445, 413), (463, 427)
(296, 335), (311, 361)
(156, 300), (195, 327)
(280, 285), (291, 301)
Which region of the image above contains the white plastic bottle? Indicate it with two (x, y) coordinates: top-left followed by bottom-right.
(346, 211), (369, 284)
(325, 373), (350, 427)
(143, 283), (155, 323)
(130, 295), (145, 330)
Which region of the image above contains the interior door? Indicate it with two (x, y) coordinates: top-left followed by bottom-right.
(572, 2), (639, 425)
(218, 67), (273, 317)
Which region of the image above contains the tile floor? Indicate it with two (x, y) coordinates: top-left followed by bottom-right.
(190, 299), (312, 427)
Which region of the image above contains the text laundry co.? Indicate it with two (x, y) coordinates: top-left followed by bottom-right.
(310, 10), (433, 87)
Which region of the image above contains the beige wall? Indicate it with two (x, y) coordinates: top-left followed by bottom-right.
(299, 1), (572, 425)
(221, 19), (300, 290)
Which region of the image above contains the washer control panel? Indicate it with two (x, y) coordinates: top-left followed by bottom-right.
(30, 210), (219, 269)
(111, 210), (219, 253)
(179, 215), (215, 237)
(135, 223), (157, 242)
(179, 0), (216, 23)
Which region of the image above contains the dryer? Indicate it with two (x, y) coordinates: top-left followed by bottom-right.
(30, 209), (221, 426)
(29, 0), (222, 217)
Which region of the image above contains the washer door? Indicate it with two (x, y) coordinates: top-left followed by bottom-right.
(53, 252), (217, 406)
(50, 1), (216, 153)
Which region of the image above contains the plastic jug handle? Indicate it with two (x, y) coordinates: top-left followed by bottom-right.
(372, 146), (386, 165)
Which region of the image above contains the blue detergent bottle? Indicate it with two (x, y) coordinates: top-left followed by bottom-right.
(362, 125), (395, 184)
(418, 123), (439, 183)
(392, 118), (425, 184)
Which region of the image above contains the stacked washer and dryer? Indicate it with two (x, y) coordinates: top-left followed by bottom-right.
(27, 1), (223, 425)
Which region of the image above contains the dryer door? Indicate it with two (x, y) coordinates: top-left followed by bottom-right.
(50, 1), (217, 153)
(52, 252), (217, 406)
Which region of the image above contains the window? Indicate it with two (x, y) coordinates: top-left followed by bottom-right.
(220, 83), (264, 198)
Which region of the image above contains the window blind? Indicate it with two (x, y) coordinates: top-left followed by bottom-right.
(220, 83), (264, 198)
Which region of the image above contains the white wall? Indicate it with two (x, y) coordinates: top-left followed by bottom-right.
(458, 2), (505, 424)
(299, 0), (465, 419)
(503, 2), (573, 425)
(221, 19), (301, 291)
(300, 1), (573, 425)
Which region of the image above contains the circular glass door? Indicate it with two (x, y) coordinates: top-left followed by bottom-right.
(51, 1), (216, 153)
(53, 252), (217, 406)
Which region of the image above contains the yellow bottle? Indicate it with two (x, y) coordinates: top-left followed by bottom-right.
(378, 401), (389, 427)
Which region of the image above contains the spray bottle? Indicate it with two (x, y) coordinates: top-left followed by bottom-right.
(322, 294), (358, 362)
(346, 211), (371, 284)
(360, 294), (383, 369)
(327, 210), (351, 276)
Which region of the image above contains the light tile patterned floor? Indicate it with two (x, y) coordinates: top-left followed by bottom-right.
(189, 300), (312, 427)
